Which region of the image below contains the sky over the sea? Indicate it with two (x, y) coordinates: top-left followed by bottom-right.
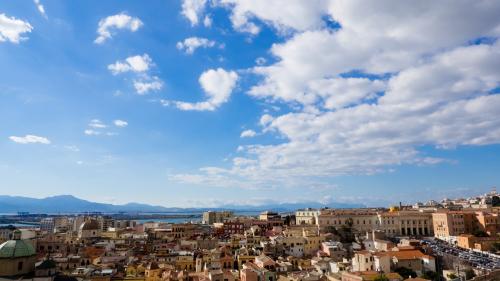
(1, 0), (500, 207)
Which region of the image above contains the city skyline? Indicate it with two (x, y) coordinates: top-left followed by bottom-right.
(1, 1), (500, 207)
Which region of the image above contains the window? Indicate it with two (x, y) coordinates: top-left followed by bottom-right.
(18, 261), (23, 271)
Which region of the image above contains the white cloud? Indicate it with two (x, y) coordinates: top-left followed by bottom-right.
(249, 1), (500, 105)
(64, 145), (80, 152)
(85, 119), (122, 136)
(108, 54), (163, 95)
(181, 0), (207, 26)
(88, 119), (107, 128)
(259, 114), (274, 126)
(84, 129), (100, 136)
(174, 68), (238, 111)
(94, 13), (143, 44)
(133, 76), (163, 95)
(218, 0), (329, 34)
(108, 54), (152, 74)
(113, 119), (128, 127)
(176, 37), (216, 54)
(9, 135), (50, 144)
(308, 77), (386, 109)
(0, 13), (33, 43)
(240, 129), (256, 138)
(203, 15), (212, 27)
(170, 1), (500, 190)
(33, 0), (47, 19)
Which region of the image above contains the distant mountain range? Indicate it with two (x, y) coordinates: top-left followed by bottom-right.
(0, 195), (364, 214)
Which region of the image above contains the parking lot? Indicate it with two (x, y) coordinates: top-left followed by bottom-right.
(422, 238), (500, 271)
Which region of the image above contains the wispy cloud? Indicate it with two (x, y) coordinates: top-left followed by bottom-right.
(9, 134), (50, 144)
(33, 0), (48, 19)
(85, 119), (126, 136)
(113, 119), (128, 127)
(177, 37), (221, 54)
(240, 129), (256, 138)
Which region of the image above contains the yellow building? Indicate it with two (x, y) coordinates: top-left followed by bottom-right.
(378, 211), (433, 237)
(432, 212), (475, 239)
(457, 234), (500, 251)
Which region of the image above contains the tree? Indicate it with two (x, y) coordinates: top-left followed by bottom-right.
(422, 270), (440, 281)
(492, 195), (500, 207)
(447, 273), (458, 279)
(394, 267), (417, 278)
(338, 224), (355, 243)
(472, 229), (489, 237)
(325, 226), (339, 236)
(490, 242), (500, 253)
(464, 268), (476, 280)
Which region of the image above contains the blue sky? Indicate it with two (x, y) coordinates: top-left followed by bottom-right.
(1, 0), (500, 207)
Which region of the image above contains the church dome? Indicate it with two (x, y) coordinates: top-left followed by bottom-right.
(79, 220), (100, 231)
(0, 235), (36, 259)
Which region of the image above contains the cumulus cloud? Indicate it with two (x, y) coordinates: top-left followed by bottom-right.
(240, 129), (256, 138)
(108, 54), (163, 95)
(308, 77), (386, 109)
(9, 135), (50, 144)
(176, 37), (217, 54)
(203, 15), (212, 27)
(249, 1), (500, 104)
(174, 68), (238, 111)
(94, 13), (142, 44)
(0, 13), (33, 43)
(181, 0), (207, 26)
(218, 0), (329, 34)
(170, 1), (500, 190)
(133, 76), (163, 95)
(33, 0), (47, 19)
(113, 119), (128, 127)
(108, 54), (152, 74)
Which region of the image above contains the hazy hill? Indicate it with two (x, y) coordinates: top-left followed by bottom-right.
(0, 195), (364, 214)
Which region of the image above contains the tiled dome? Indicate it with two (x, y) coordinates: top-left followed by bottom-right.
(79, 219), (100, 231)
(0, 238), (36, 258)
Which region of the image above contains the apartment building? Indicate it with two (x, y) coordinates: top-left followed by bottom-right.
(296, 209), (320, 225)
(240, 262), (276, 281)
(296, 208), (434, 237)
(203, 211), (235, 225)
(378, 211), (433, 237)
(352, 248), (435, 276)
(317, 209), (380, 233)
(432, 211), (475, 239)
(40, 218), (55, 233)
(351, 251), (391, 273)
(475, 211), (500, 235)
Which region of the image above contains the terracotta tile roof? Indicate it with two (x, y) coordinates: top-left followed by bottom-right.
(388, 249), (434, 260)
(343, 271), (403, 281)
